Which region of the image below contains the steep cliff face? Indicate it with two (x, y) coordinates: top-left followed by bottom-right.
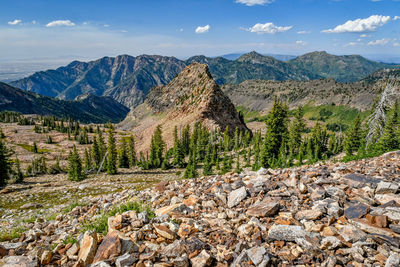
(120, 63), (249, 152)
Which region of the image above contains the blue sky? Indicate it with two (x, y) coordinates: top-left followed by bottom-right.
(1, 0), (400, 61)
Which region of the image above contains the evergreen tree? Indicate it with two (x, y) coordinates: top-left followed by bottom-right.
(261, 98), (288, 168)
(91, 136), (101, 167)
(181, 125), (191, 155)
(106, 122), (118, 175)
(83, 148), (92, 171)
(149, 125), (165, 168)
(378, 101), (399, 152)
(127, 135), (137, 168)
(223, 126), (231, 151)
(288, 105), (305, 155)
(234, 127), (240, 151)
(33, 142), (38, 153)
(0, 140), (11, 187)
(68, 145), (86, 181)
(172, 126), (185, 167)
(344, 115), (362, 156)
(221, 152), (232, 174)
(246, 147), (251, 167)
(203, 152), (212, 176)
(234, 153), (241, 173)
(118, 138), (129, 168)
(310, 122), (328, 161)
(97, 129), (106, 164)
(14, 157), (24, 183)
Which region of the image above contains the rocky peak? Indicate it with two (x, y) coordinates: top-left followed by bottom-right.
(237, 51), (279, 65)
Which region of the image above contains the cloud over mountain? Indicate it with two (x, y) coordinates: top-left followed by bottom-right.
(322, 15), (390, 33)
(46, 20), (75, 27)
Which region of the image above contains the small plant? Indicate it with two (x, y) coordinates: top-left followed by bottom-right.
(0, 226), (27, 242)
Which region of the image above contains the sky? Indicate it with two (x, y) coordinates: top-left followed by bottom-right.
(1, 0), (400, 62)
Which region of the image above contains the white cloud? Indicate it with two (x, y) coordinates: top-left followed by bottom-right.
(296, 40), (307, 46)
(247, 22), (292, 34)
(322, 15), (391, 33)
(297, 30), (310, 34)
(348, 42), (358, 46)
(360, 34), (369, 38)
(394, 16), (400, 21)
(8, 19), (22, 25)
(46, 20), (75, 27)
(235, 0), (274, 6)
(368, 38), (390, 45)
(32, 20), (37, 25)
(393, 43), (400, 47)
(195, 25), (210, 34)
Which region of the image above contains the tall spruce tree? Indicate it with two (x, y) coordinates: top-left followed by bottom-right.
(106, 122), (118, 174)
(118, 138), (129, 168)
(344, 115), (362, 156)
(91, 136), (101, 167)
(127, 135), (137, 168)
(149, 125), (165, 168)
(68, 145), (86, 181)
(288, 105), (305, 155)
(261, 98), (288, 168)
(378, 101), (399, 152)
(172, 126), (185, 167)
(0, 140), (12, 187)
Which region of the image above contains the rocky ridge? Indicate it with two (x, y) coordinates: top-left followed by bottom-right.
(120, 63), (249, 151)
(1, 151), (400, 266)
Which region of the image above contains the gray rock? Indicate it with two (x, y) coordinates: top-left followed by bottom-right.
(0, 256), (37, 267)
(376, 181), (399, 194)
(190, 250), (212, 267)
(267, 225), (307, 241)
(385, 253), (400, 267)
(89, 261), (112, 267)
(227, 186), (247, 208)
(247, 246), (266, 265)
(20, 203), (43, 209)
(320, 236), (341, 249)
(115, 253), (137, 267)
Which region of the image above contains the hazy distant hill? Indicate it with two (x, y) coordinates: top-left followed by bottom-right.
(0, 82), (129, 123)
(11, 51), (399, 109)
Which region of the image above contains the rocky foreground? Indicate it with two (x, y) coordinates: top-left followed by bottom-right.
(1, 152), (400, 266)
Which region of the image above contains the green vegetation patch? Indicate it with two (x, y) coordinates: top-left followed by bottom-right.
(0, 226), (27, 242)
(81, 201), (155, 235)
(16, 143), (51, 153)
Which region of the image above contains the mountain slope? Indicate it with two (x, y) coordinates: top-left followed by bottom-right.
(0, 82), (129, 123)
(11, 55), (186, 109)
(11, 51), (400, 110)
(185, 51), (320, 84)
(288, 51), (398, 82)
(120, 63), (249, 152)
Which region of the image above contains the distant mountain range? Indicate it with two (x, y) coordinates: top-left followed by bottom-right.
(0, 82), (129, 123)
(10, 51), (400, 109)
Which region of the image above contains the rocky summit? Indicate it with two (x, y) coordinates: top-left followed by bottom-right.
(120, 63), (249, 151)
(1, 151), (400, 266)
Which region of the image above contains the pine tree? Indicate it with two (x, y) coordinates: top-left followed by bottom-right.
(83, 148), (92, 171)
(97, 129), (106, 164)
(181, 125), (191, 155)
(91, 136), (100, 167)
(223, 126), (231, 151)
(127, 135), (137, 168)
(68, 145), (86, 181)
(310, 122), (328, 161)
(14, 157), (23, 183)
(106, 122), (118, 175)
(0, 140), (11, 187)
(261, 98), (288, 168)
(378, 101), (399, 152)
(33, 142), (38, 153)
(234, 127), (240, 151)
(149, 125), (165, 168)
(203, 151), (212, 176)
(234, 153), (241, 173)
(246, 147), (251, 167)
(344, 115), (362, 156)
(172, 126), (185, 167)
(118, 138), (129, 168)
(288, 105), (305, 155)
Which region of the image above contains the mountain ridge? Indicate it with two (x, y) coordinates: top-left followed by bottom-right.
(10, 51), (400, 109)
(0, 82), (129, 123)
